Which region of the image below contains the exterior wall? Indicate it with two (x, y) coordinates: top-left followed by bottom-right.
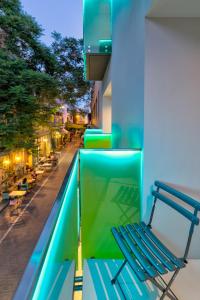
(91, 81), (102, 127)
(144, 18), (200, 258)
(86, 0), (200, 258)
(91, 61), (111, 130)
(102, 96), (112, 133)
(111, 0), (151, 149)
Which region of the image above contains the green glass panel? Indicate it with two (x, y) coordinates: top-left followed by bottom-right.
(84, 134), (112, 149)
(80, 149), (141, 259)
(85, 128), (103, 134)
(83, 0), (112, 54)
(99, 39), (112, 54)
(32, 156), (79, 300)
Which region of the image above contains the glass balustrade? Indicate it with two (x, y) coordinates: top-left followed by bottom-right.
(14, 149), (141, 300)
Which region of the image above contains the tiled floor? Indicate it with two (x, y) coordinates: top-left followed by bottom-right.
(83, 259), (200, 300)
(0, 144), (78, 300)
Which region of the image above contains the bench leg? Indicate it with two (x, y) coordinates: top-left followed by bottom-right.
(111, 260), (127, 285)
(160, 269), (180, 300)
(150, 278), (178, 300)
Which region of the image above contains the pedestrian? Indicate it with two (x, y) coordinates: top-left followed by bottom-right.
(31, 171), (37, 180)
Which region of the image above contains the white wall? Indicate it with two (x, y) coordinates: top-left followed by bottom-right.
(144, 18), (200, 258)
(95, 81), (103, 128)
(102, 96), (112, 133)
(93, 61), (111, 130)
(111, 0), (151, 149)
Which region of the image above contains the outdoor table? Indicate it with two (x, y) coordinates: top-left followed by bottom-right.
(35, 170), (44, 175)
(9, 190), (26, 198)
(41, 163), (52, 167)
(40, 163), (52, 170)
(27, 178), (36, 184)
(55, 151), (61, 158)
(39, 157), (46, 162)
(47, 158), (57, 163)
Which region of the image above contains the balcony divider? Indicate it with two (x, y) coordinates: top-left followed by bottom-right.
(80, 149), (141, 259)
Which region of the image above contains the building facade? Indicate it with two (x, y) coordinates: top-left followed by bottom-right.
(13, 2), (200, 299)
(84, 0), (200, 258)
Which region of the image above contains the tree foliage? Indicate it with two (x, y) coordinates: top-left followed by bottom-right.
(0, 50), (58, 150)
(0, 0), (91, 151)
(0, 0), (57, 74)
(51, 32), (91, 111)
(0, 0), (59, 150)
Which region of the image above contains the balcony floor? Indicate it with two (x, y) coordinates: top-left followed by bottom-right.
(83, 259), (200, 300)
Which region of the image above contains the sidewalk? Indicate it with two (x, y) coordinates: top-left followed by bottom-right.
(0, 143), (78, 300)
(0, 200), (9, 213)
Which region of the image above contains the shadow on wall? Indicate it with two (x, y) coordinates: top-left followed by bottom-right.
(112, 124), (122, 148)
(143, 181), (200, 259)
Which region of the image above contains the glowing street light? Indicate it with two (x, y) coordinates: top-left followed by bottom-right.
(15, 156), (21, 163)
(3, 159), (11, 166)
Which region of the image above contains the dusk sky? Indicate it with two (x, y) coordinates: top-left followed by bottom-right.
(21, 0), (83, 45)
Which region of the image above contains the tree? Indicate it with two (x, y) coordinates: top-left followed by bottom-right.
(51, 32), (91, 111)
(0, 50), (58, 150)
(0, 0), (91, 152)
(0, 0), (59, 151)
(0, 0), (57, 74)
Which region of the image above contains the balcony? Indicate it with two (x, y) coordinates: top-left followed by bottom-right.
(13, 146), (200, 300)
(14, 149), (141, 300)
(84, 129), (112, 148)
(83, 0), (112, 80)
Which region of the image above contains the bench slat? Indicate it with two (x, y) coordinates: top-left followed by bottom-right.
(155, 181), (200, 211)
(131, 224), (176, 271)
(152, 191), (199, 225)
(119, 226), (158, 278)
(126, 224), (167, 275)
(140, 222), (185, 268)
(111, 227), (148, 281)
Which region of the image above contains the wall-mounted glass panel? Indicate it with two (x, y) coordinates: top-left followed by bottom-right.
(80, 149), (141, 259)
(83, 0), (112, 54)
(83, 0), (112, 79)
(30, 156), (79, 300)
(84, 133), (112, 149)
(85, 128), (103, 134)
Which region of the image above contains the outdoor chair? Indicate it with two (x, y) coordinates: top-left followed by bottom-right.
(2, 192), (10, 201)
(111, 181), (200, 300)
(20, 183), (29, 191)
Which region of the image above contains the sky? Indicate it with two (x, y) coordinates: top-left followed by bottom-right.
(21, 0), (83, 45)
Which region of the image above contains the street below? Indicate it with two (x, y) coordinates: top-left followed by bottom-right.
(0, 143), (78, 300)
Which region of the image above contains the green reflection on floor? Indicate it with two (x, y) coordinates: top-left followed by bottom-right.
(80, 149), (141, 259)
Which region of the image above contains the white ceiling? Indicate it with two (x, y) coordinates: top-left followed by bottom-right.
(147, 0), (200, 17)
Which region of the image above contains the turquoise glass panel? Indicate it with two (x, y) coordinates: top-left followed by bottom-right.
(80, 149), (141, 259)
(85, 128), (103, 134)
(83, 0), (112, 54)
(31, 156), (79, 300)
(84, 133), (112, 148)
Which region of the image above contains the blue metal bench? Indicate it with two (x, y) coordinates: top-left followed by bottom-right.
(111, 181), (200, 300)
